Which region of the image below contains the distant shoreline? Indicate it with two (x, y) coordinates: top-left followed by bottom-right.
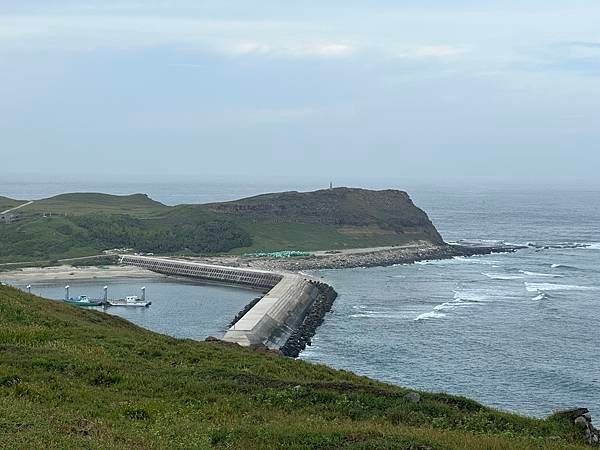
(0, 242), (521, 284)
(180, 242), (522, 272)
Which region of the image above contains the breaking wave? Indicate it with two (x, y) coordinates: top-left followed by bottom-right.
(525, 282), (598, 292)
(414, 290), (485, 321)
(414, 311), (446, 321)
(550, 263), (580, 270)
(519, 270), (562, 278)
(482, 272), (524, 280)
(532, 292), (550, 301)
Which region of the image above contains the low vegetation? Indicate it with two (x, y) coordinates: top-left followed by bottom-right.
(0, 188), (442, 264)
(0, 196), (24, 212)
(0, 285), (588, 449)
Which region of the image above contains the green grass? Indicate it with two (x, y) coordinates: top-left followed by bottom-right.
(0, 196), (24, 212)
(0, 285), (588, 449)
(21, 193), (169, 217)
(232, 221), (420, 253)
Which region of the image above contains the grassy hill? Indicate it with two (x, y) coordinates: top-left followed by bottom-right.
(0, 285), (587, 449)
(0, 196), (24, 212)
(0, 188), (443, 265)
(20, 193), (169, 217)
(187, 188), (443, 252)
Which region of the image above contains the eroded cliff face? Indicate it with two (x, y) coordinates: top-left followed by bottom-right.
(203, 187), (444, 244)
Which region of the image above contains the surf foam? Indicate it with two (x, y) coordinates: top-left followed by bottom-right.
(482, 272), (524, 280)
(520, 270), (562, 278)
(414, 311), (446, 321)
(525, 282), (597, 292)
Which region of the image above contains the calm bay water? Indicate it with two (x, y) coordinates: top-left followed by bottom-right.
(12, 278), (255, 342)
(2, 179), (599, 417)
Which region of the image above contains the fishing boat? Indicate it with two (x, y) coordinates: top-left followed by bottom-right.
(106, 287), (151, 307)
(107, 295), (151, 307)
(62, 285), (104, 307)
(64, 295), (104, 307)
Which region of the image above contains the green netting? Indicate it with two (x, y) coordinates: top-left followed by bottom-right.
(243, 250), (311, 258)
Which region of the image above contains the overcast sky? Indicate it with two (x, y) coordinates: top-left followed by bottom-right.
(1, 1), (599, 186)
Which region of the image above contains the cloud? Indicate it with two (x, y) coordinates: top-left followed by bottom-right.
(223, 41), (355, 58)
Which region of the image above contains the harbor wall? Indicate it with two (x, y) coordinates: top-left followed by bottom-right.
(119, 255), (331, 353)
(119, 255), (282, 291)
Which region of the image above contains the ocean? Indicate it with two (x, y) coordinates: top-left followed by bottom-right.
(2, 179), (598, 418)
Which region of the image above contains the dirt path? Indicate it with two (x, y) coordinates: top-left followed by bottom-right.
(1, 200), (34, 215)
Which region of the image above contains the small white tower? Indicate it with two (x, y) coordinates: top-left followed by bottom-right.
(65, 285), (70, 301)
(141, 286), (146, 302)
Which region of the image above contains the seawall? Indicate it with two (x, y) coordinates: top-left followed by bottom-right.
(119, 255), (336, 355)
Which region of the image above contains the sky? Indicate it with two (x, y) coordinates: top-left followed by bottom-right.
(1, 1), (599, 186)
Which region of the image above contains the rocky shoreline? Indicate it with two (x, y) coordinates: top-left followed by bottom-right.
(279, 281), (338, 357)
(234, 243), (523, 272)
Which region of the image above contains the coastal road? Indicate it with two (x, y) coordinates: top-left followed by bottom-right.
(1, 200), (34, 215)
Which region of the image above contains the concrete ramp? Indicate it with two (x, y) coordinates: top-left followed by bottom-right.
(223, 274), (320, 348)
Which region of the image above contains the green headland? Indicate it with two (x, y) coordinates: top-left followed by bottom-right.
(0, 188), (442, 265)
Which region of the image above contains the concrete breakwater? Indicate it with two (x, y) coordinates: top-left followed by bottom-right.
(119, 255), (336, 354)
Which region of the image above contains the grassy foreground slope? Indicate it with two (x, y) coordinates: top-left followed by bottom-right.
(0, 285), (586, 449)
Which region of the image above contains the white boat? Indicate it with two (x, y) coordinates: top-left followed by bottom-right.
(107, 295), (151, 307)
(106, 287), (151, 307)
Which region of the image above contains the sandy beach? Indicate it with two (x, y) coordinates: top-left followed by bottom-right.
(0, 264), (163, 283)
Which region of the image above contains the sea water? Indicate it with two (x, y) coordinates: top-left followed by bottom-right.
(2, 180), (598, 417)
(302, 189), (600, 418)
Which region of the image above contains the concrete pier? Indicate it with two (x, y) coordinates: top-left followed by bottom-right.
(119, 255), (325, 351)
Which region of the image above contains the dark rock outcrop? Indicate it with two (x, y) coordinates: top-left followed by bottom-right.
(280, 281), (338, 358)
(557, 408), (600, 446)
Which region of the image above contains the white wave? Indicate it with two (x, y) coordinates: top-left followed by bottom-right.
(454, 290), (489, 302)
(351, 313), (409, 319)
(352, 305), (368, 310)
(519, 270), (562, 278)
(525, 282), (598, 292)
(414, 311), (446, 321)
(532, 292), (549, 301)
(586, 243), (600, 250)
(482, 272), (524, 280)
(433, 301), (476, 311)
(455, 239), (505, 246)
(550, 263), (580, 271)
(452, 257), (500, 266)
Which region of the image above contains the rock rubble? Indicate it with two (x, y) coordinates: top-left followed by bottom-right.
(557, 408), (600, 446)
(279, 281), (338, 357)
